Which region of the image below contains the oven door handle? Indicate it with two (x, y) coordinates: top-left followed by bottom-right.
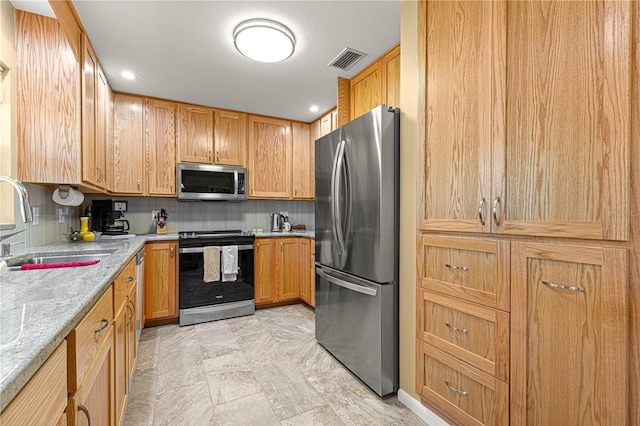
(179, 244), (254, 254)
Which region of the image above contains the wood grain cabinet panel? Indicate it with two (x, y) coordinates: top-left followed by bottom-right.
(113, 301), (127, 425)
(292, 122), (313, 199)
(248, 115), (292, 199)
(145, 241), (178, 321)
(299, 238), (312, 306)
(417, 234), (510, 311)
(381, 45), (400, 108)
(417, 289), (509, 382)
(17, 11), (82, 185)
(350, 61), (381, 120)
(254, 238), (276, 304)
(214, 109), (247, 166)
(146, 98), (177, 196)
(81, 34), (99, 186)
(511, 242), (629, 425)
(277, 238), (300, 301)
(113, 93), (145, 194)
(0, 341), (67, 425)
(178, 104), (214, 164)
(417, 342), (509, 426)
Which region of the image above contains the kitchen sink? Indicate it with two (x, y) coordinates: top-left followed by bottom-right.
(5, 251), (114, 271)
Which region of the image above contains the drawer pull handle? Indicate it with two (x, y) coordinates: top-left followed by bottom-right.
(541, 280), (585, 292)
(125, 276), (135, 283)
(126, 302), (134, 325)
(445, 380), (468, 397)
(95, 318), (109, 334)
(78, 403), (92, 426)
(445, 323), (468, 334)
(445, 264), (468, 272)
(492, 197), (502, 226)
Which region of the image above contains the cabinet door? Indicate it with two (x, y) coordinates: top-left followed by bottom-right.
(113, 93), (145, 194)
(292, 122), (313, 199)
(320, 113), (332, 137)
(422, 1), (494, 233)
(178, 104), (213, 163)
(95, 66), (109, 190)
(144, 242), (178, 320)
(126, 285), (137, 383)
(299, 238), (311, 304)
(254, 238), (276, 304)
(496, 1), (630, 241)
(511, 242), (628, 425)
(113, 304), (127, 425)
(277, 238), (300, 301)
(381, 44), (400, 108)
(81, 34), (99, 186)
(214, 109), (247, 166)
(16, 11), (81, 185)
(146, 98), (176, 196)
(350, 61), (381, 120)
(70, 327), (115, 426)
(248, 115), (292, 199)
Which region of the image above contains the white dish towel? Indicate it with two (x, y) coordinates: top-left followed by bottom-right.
(222, 246), (238, 282)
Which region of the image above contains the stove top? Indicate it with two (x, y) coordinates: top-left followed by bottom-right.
(178, 230), (254, 239)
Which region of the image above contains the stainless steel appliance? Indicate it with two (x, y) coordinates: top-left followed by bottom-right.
(314, 105), (399, 397)
(135, 248), (145, 343)
(177, 163), (247, 201)
(178, 230), (255, 326)
(91, 200), (130, 235)
(270, 212), (286, 232)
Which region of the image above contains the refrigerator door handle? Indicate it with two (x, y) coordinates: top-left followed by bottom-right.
(317, 267), (378, 297)
(330, 140), (342, 253)
(334, 140), (347, 254)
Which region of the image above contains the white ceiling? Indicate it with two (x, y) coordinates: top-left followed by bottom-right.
(11, 0), (400, 123)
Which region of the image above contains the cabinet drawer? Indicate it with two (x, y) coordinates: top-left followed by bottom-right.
(417, 342), (508, 426)
(417, 234), (509, 310)
(417, 289), (509, 382)
(114, 258), (136, 312)
(0, 341), (67, 425)
(67, 285), (114, 392)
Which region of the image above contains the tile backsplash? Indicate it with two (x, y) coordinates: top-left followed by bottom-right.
(1, 184), (315, 253)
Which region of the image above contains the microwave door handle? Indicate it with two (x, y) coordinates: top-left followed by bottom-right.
(234, 170), (239, 197)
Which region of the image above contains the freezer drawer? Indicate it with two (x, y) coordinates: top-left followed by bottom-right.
(315, 265), (398, 396)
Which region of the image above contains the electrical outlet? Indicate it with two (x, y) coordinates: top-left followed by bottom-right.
(32, 207), (40, 226)
(58, 207), (67, 224)
(151, 210), (159, 222)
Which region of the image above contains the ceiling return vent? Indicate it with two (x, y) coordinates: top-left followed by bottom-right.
(328, 47), (367, 71)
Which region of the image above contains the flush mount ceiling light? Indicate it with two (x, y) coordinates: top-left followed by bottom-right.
(233, 19), (295, 63)
(121, 70), (136, 80)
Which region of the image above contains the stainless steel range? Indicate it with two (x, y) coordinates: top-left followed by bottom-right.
(178, 230), (255, 326)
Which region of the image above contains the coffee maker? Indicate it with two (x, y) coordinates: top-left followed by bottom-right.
(91, 200), (130, 235)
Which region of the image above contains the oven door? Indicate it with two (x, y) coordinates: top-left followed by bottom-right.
(179, 243), (254, 310)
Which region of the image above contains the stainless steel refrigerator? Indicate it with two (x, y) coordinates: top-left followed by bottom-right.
(314, 105), (399, 397)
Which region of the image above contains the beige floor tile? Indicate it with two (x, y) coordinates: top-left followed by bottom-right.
(156, 345), (205, 395)
(153, 381), (215, 426)
(206, 369), (262, 405)
(212, 392), (280, 426)
(280, 405), (346, 426)
(121, 369), (156, 426)
(203, 350), (249, 372)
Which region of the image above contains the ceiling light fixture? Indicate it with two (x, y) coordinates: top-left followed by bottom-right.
(121, 71), (136, 80)
(310, 105), (319, 112)
(233, 19), (296, 63)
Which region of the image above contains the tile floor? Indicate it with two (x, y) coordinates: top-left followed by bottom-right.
(122, 304), (424, 426)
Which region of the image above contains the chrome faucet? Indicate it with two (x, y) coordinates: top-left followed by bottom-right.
(0, 176), (33, 223)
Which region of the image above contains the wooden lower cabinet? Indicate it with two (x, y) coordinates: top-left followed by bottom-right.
(299, 238), (315, 307)
(277, 238), (300, 301)
(126, 283), (137, 382)
(255, 238), (277, 304)
(511, 242), (629, 425)
(69, 326), (115, 426)
(417, 342), (509, 426)
(144, 241), (178, 322)
(113, 302), (127, 424)
(0, 341), (67, 425)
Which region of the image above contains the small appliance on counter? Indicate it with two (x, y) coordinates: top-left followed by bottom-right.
(155, 209), (168, 234)
(269, 212), (290, 232)
(91, 200), (131, 235)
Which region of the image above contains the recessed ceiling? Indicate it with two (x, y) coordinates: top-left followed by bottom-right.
(11, 1), (400, 123)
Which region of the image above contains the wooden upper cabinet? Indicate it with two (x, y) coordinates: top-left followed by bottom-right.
(146, 99), (177, 196)
(96, 66), (111, 191)
(421, 1), (630, 241)
(351, 61), (381, 120)
(112, 94), (145, 194)
(177, 104), (214, 164)
(381, 45), (400, 108)
(511, 242), (628, 425)
(497, 1), (630, 241)
(292, 122), (313, 199)
(16, 11), (82, 184)
(320, 113), (333, 137)
(81, 34), (99, 186)
(214, 109), (247, 166)
(247, 115), (292, 199)
(423, 1), (494, 234)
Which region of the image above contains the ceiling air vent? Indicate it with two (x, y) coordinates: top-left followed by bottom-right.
(328, 47), (367, 71)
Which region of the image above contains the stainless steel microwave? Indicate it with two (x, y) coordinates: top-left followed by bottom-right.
(177, 163), (248, 201)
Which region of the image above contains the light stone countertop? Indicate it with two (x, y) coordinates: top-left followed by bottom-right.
(254, 230), (315, 238)
(0, 233), (179, 411)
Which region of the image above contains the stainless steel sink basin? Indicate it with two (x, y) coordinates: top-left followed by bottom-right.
(6, 251), (113, 271)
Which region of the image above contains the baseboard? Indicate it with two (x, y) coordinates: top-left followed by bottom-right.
(397, 389), (449, 425)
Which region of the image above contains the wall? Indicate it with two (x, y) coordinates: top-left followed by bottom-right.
(399, 0), (418, 399)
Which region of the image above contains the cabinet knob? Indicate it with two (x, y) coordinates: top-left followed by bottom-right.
(137, 179), (141, 191)
(216, 151), (220, 162)
(208, 150), (212, 162)
(170, 246), (174, 258)
(170, 181), (174, 191)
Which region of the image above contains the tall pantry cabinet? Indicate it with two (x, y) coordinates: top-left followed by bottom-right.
(416, 1), (635, 425)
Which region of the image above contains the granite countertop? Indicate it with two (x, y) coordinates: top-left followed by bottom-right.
(0, 233), (178, 411)
(254, 230), (315, 238)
